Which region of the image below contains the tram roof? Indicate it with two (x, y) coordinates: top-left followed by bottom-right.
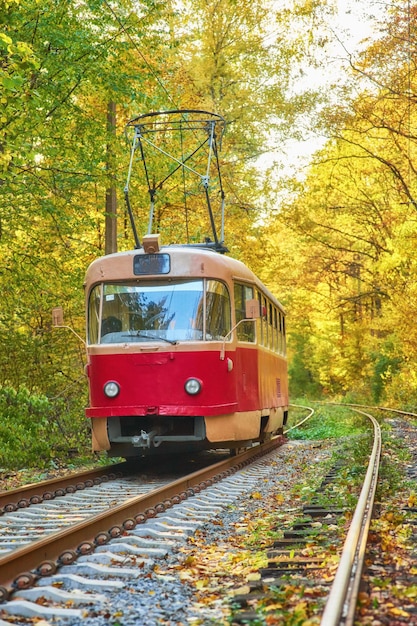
(85, 245), (285, 311)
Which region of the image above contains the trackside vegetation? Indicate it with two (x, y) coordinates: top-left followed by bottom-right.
(0, 386), (92, 470)
(287, 403), (369, 441)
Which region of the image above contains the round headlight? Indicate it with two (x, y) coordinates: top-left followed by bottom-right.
(184, 378), (202, 395)
(104, 381), (120, 398)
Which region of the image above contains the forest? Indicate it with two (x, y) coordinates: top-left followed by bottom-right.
(1, 0), (416, 467)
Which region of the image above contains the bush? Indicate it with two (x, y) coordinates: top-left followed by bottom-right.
(0, 386), (91, 470)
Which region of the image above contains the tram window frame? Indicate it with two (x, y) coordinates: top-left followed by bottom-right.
(88, 284), (102, 344)
(205, 279), (232, 340)
(262, 295), (268, 347)
(277, 311), (286, 355)
(276, 311), (280, 353)
(253, 291), (286, 354)
(257, 292), (263, 345)
(272, 306), (278, 352)
(268, 302), (274, 350)
(87, 279), (232, 345)
(282, 314), (286, 354)
(234, 282), (256, 343)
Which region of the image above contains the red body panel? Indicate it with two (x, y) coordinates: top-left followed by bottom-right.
(86, 346), (287, 419)
(87, 348), (241, 417)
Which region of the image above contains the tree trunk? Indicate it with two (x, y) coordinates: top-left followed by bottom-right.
(105, 101), (117, 255)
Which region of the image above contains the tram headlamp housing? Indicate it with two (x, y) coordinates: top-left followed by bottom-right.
(184, 378), (202, 395)
(104, 381), (120, 398)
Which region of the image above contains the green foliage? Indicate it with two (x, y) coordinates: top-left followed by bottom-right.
(0, 0), (176, 436)
(370, 345), (402, 404)
(0, 386), (91, 470)
(288, 332), (323, 398)
(288, 404), (368, 440)
(258, 2), (417, 405)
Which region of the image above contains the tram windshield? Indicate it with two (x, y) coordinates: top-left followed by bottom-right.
(88, 279), (231, 345)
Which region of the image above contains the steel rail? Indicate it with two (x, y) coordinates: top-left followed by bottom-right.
(316, 400), (417, 419)
(285, 404), (315, 433)
(320, 408), (381, 626)
(0, 462), (127, 511)
(349, 403), (417, 419)
(0, 437), (283, 593)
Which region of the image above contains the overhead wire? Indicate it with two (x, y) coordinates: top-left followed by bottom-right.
(101, 2), (227, 247)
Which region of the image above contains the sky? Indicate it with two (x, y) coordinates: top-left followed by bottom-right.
(333, 0), (383, 48)
(260, 0), (387, 180)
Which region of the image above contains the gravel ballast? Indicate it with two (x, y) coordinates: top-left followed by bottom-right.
(2, 440), (332, 626)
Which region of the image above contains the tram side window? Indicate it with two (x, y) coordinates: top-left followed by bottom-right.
(268, 303), (274, 350)
(254, 293), (285, 354)
(281, 313), (287, 354)
(234, 283), (255, 342)
(258, 292), (263, 345)
(276, 311), (287, 354)
(277, 311), (282, 354)
(273, 308), (279, 352)
(88, 285), (101, 344)
(262, 295), (268, 347)
(205, 280), (231, 340)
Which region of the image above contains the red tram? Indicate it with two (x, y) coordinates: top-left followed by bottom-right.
(79, 109), (289, 457)
(84, 239), (288, 457)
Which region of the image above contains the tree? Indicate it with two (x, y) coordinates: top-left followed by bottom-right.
(125, 0), (330, 256)
(262, 1), (417, 403)
(0, 0), (172, 395)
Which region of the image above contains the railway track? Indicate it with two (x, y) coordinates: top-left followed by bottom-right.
(230, 404), (417, 625)
(0, 437), (287, 622)
(0, 463), (128, 514)
(226, 405), (380, 625)
(2, 404), (414, 624)
(321, 407), (381, 625)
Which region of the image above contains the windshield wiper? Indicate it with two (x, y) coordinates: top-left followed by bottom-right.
(121, 331), (178, 345)
(147, 334), (178, 345)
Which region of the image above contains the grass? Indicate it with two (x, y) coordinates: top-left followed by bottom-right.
(287, 400), (369, 440)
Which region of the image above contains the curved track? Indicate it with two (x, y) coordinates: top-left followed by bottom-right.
(321, 407), (381, 625)
(318, 402), (417, 624)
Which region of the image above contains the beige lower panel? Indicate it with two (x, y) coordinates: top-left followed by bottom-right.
(91, 418), (111, 452)
(205, 411), (262, 442)
(263, 407), (285, 433)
